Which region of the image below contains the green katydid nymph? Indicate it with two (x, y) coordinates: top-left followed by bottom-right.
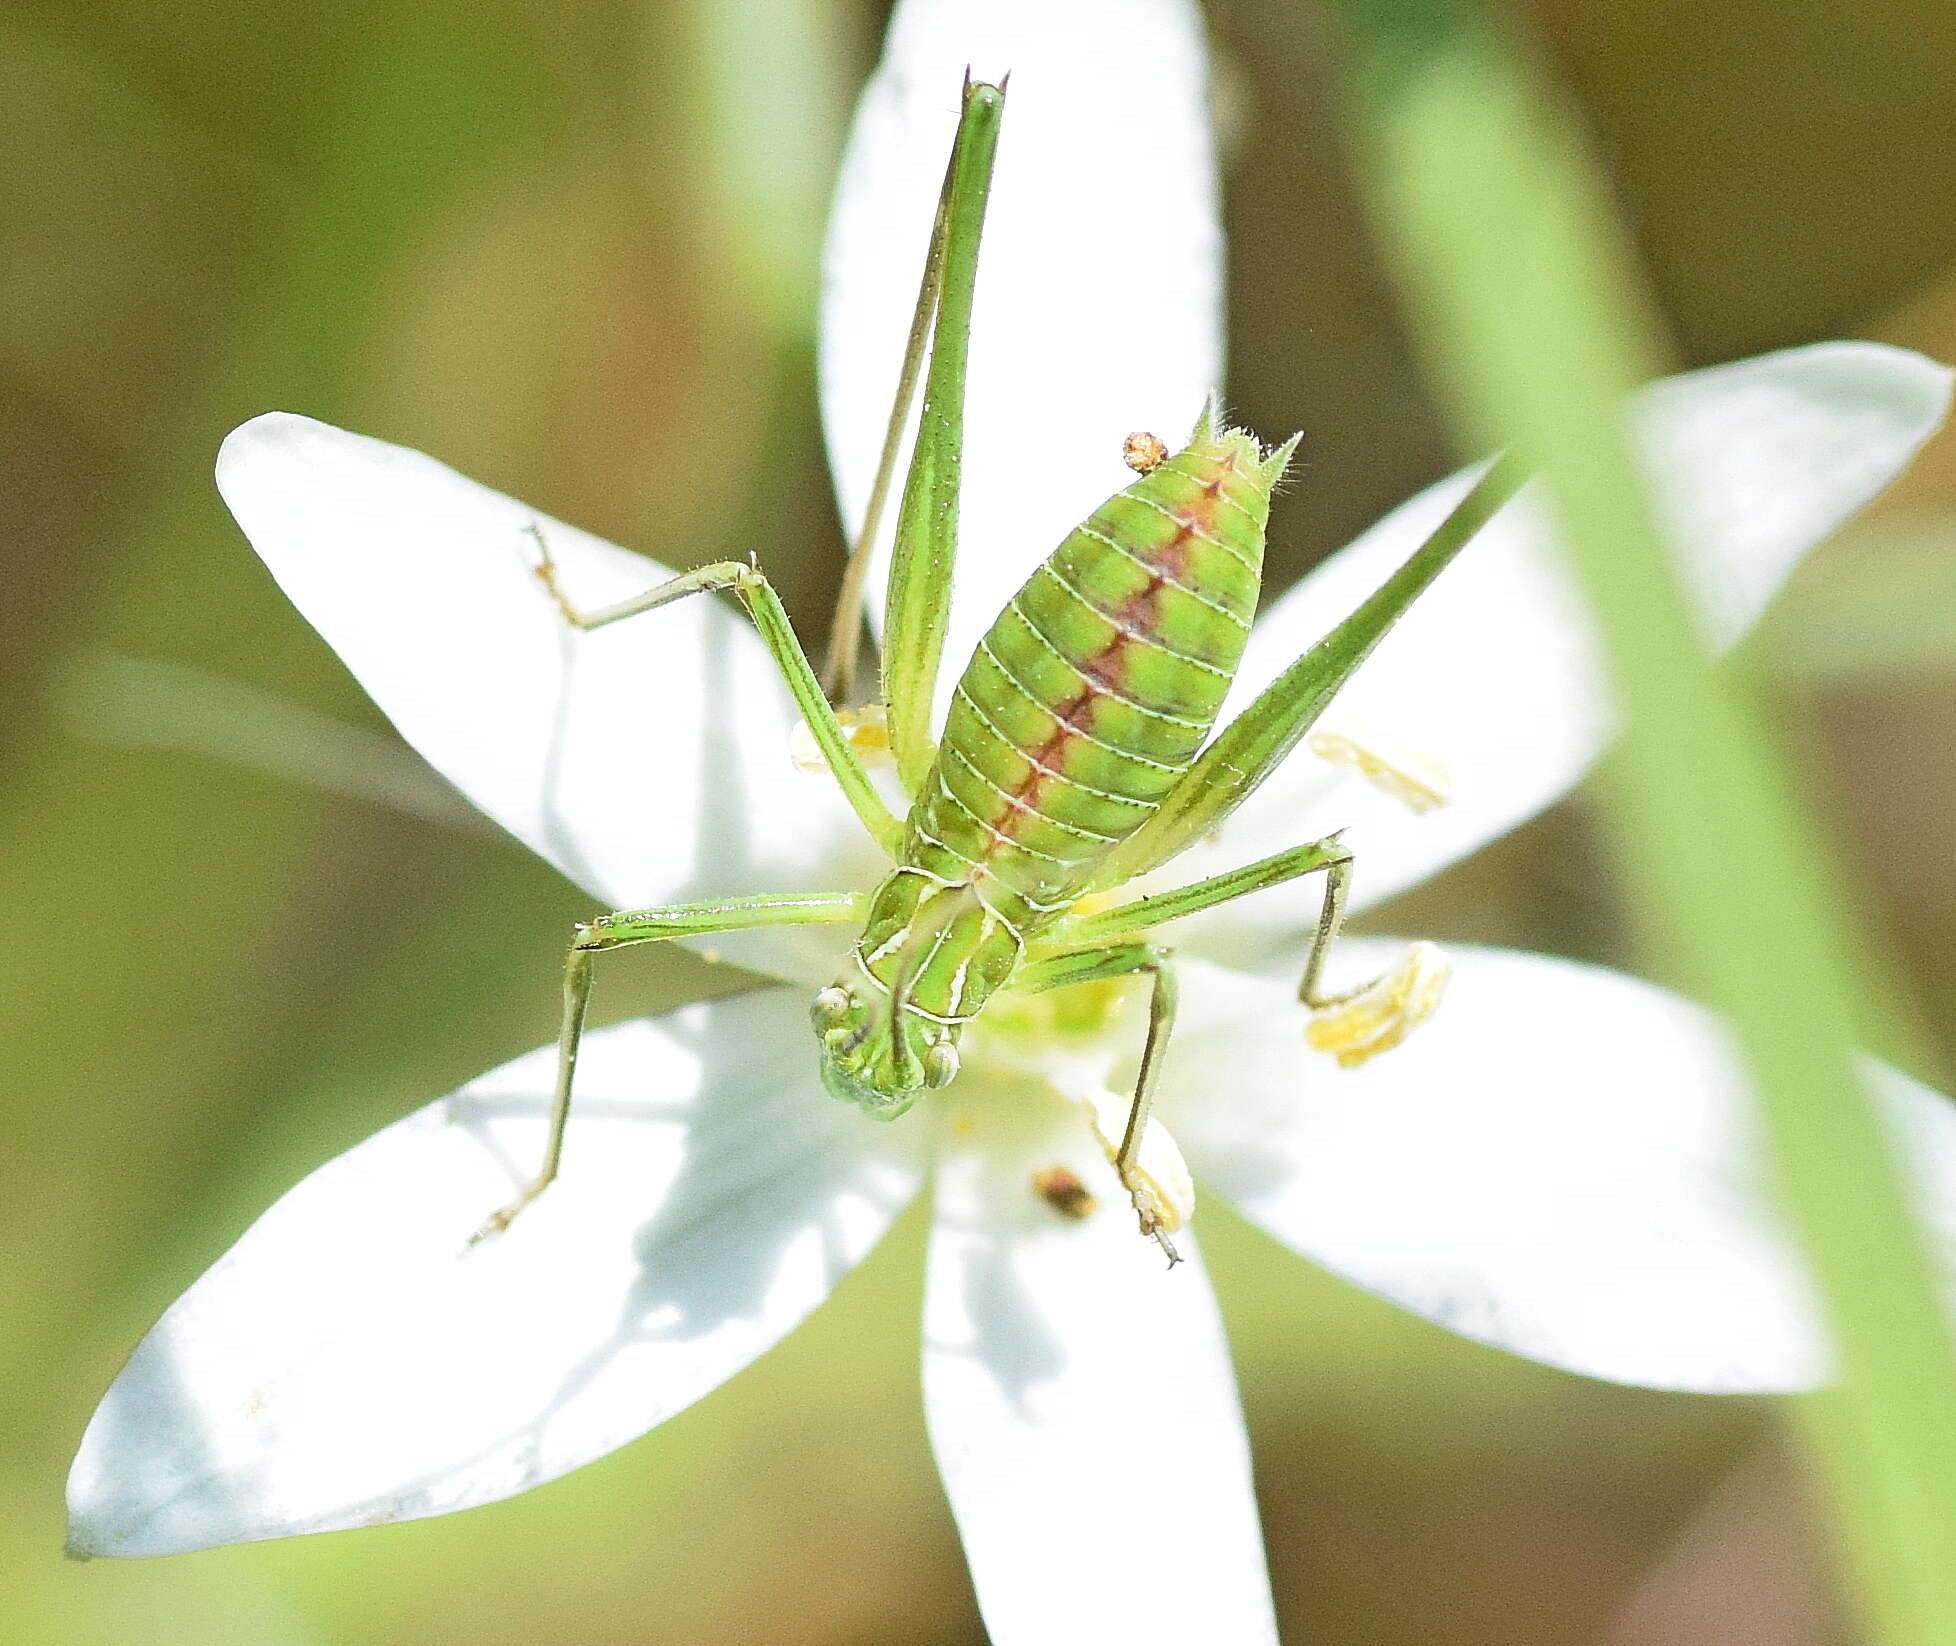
(473, 77), (1520, 1262)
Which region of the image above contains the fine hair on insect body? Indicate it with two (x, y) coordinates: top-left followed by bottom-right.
(472, 77), (1520, 1262)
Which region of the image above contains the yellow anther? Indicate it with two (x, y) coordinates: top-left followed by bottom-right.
(789, 702), (892, 774)
(983, 970), (1131, 1044)
(1306, 940), (1452, 1068)
(1081, 1087), (1195, 1236)
(1308, 720), (1451, 814)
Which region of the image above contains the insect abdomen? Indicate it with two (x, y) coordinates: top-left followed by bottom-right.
(911, 411), (1295, 923)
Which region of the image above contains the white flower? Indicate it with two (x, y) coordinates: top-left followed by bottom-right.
(66, 1), (1956, 1641)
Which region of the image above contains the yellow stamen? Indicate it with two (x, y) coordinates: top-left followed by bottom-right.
(1306, 940), (1452, 1068)
(1081, 1087), (1195, 1235)
(789, 702), (892, 774)
(1308, 720), (1451, 814)
(1065, 889), (1122, 919)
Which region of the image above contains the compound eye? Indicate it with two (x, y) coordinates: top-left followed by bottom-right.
(811, 986), (851, 1027)
(923, 1041), (961, 1090)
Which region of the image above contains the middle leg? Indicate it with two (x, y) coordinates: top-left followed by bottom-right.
(1013, 941), (1182, 1264)
(1043, 835), (1450, 1066)
(1041, 835), (1359, 1008)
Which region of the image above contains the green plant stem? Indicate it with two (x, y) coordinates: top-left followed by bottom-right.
(1322, 3), (1956, 1641)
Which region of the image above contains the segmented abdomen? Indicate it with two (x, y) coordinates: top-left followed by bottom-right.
(901, 419), (1286, 948)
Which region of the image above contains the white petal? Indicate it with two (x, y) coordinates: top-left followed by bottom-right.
(1164, 945), (1956, 1394)
(67, 990), (921, 1556)
(922, 1088), (1278, 1643)
(821, 0), (1220, 717)
(1180, 343), (1952, 965)
(217, 413), (886, 984)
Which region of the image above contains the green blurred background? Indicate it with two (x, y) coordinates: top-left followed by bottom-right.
(6, 0), (1956, 1640)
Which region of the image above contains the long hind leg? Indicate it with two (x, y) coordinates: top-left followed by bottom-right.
(1085, 454), (1528, 892)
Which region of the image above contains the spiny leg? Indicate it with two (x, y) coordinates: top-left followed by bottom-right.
(1046, 832), (1447, 1062)
(820, 77), (1003, 705)
(873, 78), (1004, 789)
(1041, 835), (1363, 1009)
(1086, 454), (1529, 893)
(1014, 941), (1182, 1265)
(470, 890), (865, 1242)
(523, 533), (904, 857)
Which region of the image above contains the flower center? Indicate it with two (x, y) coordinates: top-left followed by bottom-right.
(788, 701), (894, 773)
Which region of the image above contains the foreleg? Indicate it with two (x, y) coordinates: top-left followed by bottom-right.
(471, 891), (865, 1241)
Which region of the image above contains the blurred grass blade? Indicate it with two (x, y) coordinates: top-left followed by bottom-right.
(682, 0), (847, 343)
(56, 652), (495, 833)
(1322, 2), (1956, 1641)
(1763, 514), (1956, 683)
(2, 20), (535, 1401)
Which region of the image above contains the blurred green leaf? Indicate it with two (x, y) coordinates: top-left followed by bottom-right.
(1322, 1), (1956, 1642)
(1764, 514), (1956, 684)
(55, 651), (500, 832)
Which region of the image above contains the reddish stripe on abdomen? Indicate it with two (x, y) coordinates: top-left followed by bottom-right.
(977, 456), (1238, 861)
